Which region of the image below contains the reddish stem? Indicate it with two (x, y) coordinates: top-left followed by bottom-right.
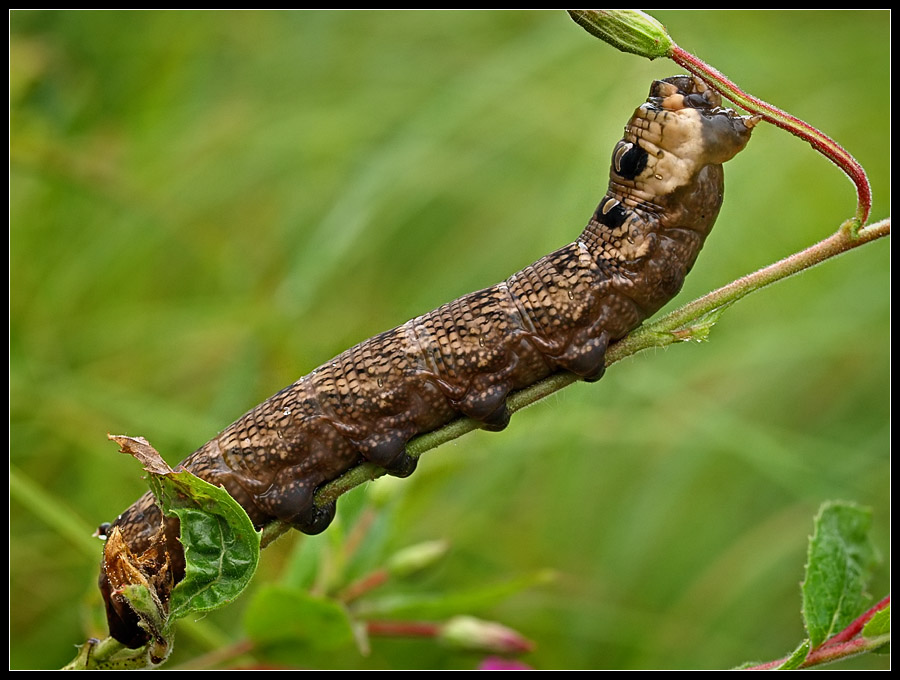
(824, 594), (890, 646)
(338, 568), (389, 603)
(367, 620), (441, 639)
(745, 595), (890, 669)
(669, 45), (871, 226)
(342, 506), (378, 559)
(803, 637), (873, 667)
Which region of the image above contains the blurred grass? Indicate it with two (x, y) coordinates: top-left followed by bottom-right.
(10, 10), (888, 670)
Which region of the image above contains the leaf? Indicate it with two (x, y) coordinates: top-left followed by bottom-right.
(862, 605), (890, 654)
(62, 637), (161, 671)
(108, 433), (174, 475)
(244, 584), (356, 651)
(862, 604), (890, 637)
(801, 501), (877, 648)
(99, 522), (174, 650)
(352, 570), (555, 619)
(667, 302), (735, 343)
(776, 639), (810, 669)
(98, 434), (260, 655)
(149, 469), (261, 621)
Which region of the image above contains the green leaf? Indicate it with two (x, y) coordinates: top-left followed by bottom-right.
(668, 302), (735, 344)
(353, 569), (555, 619)
(862, 605), (890, 654)
(244, 584), (356, 650)
(801, 501), (877, 648)
(776, 639), (810, 669)
(120, 583), (167, 641)
(149, 469), (261, 621)
(862, 605), (890, 637)
(62, 637), (159, 670)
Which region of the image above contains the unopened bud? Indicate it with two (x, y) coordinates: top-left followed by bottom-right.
(568, 10), (673, 60)
(387, 539), (450, 577)
(440, 616), (534, 654)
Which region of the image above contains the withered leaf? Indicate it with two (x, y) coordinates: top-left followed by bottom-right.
(107, 434), (173, 476)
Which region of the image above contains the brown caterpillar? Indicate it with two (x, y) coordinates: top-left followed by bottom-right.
(99, 75), (756, 646)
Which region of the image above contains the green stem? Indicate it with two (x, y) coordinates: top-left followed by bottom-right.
(616, 218), (890, 357)
(292, 218), (889, 519)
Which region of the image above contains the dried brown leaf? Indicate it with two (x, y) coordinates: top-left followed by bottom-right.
(107, 434), (173, 475)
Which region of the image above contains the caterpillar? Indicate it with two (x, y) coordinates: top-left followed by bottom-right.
(99, 75), (756, 646)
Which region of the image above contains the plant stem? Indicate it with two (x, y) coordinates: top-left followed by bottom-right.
(668, 45), (872, 227)
(827, 594), (890, 645)
(366, 620), (441, 639)
(613, 218), (890, 360)
(746, 595), (891, 669)
(338, 569), (390, 604)
(566, 11), (873, 227)
(300, 218), (889, 516)
(804, 634), (890, 667)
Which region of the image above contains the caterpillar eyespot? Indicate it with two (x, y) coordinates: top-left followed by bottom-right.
(99, 75), (756, 646)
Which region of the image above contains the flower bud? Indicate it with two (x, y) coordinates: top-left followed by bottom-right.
(440, 616), (534, 654)
(387, 539), (450, 577)
(568, 10), (673, 60)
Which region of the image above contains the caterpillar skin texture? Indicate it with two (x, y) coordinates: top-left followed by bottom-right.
(100, 76), (755, 645)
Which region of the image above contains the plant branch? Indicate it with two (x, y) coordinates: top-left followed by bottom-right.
(745, 595), (891, 669)
(614, 218), (889, 360)
(668, 45), (871, 227)
(243, 218), (890, 545)
(566, 10), (873, 228)
(826, 595), (890, 645)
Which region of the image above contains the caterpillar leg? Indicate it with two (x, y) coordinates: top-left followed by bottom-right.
(354, 429), (420, 478)
(554, 329), (611, 383)
(381, 449), (419, 478)
(255, 465), (332, 533)
(480, 401), (512, 432)
(457, 381), (511, 432)
(292, 499), (337, 535)
(453, 350), (523, 432)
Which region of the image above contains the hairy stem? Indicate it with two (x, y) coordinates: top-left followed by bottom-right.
(746, 595), (891, 669)
(615, 218), (889, 359)
(257, 218), (890, 538)
(565, 11), (873, 228)
(668, 45), (872, 227)
(826, 595), (891, 645)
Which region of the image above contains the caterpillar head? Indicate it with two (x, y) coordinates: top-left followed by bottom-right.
(611, 75), (757, 205)
(646, 75), (758, 165)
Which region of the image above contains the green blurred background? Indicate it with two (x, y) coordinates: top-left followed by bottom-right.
(10, 10), (888, 670)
